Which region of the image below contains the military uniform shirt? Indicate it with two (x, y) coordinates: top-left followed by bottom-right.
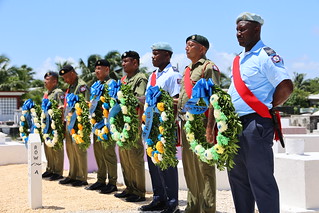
(228, 40), (291, 117)
(68, 78), (90, 101)
(178, 57), (220, 112)
(146, 63), (182, 97)
(47, 87), (64, 106)
(122, 70), (148, 97)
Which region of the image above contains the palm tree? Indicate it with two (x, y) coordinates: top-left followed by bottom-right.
(293, 72), (309, 90)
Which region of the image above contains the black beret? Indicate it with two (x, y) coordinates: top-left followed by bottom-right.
(95, 59), (110, 67)
(59, 65), (74, 76)
(44, 71), (59, 79)
(121, 51), (140, 60)
(186, 34), (210, 50)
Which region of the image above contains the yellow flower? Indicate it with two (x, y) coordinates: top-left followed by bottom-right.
(78, 123), (83, 130)
(186, 133), (195, 142)
(147, 147), (154, 157)
(214, 144), (225, 154)
(70, 129), (76, 135)
(142, 114), (146, 123)
(20, 115), (25, 121)
(103, 126), (109, 134)
(76, 108), (82, 116)
(156, 141), (164, 153)
(88, 102), (92, 108)
(157, 102), (165, 112)
(78, 130), (83, 137)
(103, 109), (109, 117)
(95, 129), (99, 135)
(153, 153), (160, 163)
(91, 118), (96, 124)
(100, 96), (106, 103)
(75, 103), (80, 109)
(159, 126), (164, 134)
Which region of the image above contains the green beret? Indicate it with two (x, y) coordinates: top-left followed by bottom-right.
(186, 34), (209, 50)
(121, 51), (140, 60)
(236, 12), (264, 26)
(151, 42), (173, 53)
(59, 65), (74, 76)
(44, 71), (58, 79)
(95, 59), (110, 67)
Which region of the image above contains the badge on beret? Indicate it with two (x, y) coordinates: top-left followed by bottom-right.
(61, 70), (65, 74)
(80, 85), (87, 92)
(97, 61), (101, 65)
(271, 55), (282, 63)
(177, 78), (182, 84)
(123, 53), (127, 57)
(191, 35), (196, 40)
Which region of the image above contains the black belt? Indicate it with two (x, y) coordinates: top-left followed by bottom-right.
(240, 113), (259, 121)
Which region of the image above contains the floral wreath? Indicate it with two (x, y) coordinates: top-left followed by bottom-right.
(89, 81), (114, 148)
(19, 99), (41, 144)
(40, 99), (64, 150)
(183, 78), (242, 170)
(108, 80), (140, 149)
(142, 86), (178, 170)
(65, 93), (91, 150)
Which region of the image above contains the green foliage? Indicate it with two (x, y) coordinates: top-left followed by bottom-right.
(284, 88), (310, 108)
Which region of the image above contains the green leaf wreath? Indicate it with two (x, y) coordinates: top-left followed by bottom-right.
(184, 85), (242, 171)
(109, 84), (140, 149)
(143, 89), (178, 170)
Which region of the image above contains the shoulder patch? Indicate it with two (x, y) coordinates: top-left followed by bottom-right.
(263, 47), (276, 56)
(80, 85), (87, 92)
(59, 94), (65, 100)
(173, 66), (179, 72)
(271, 55), (282, 63)
(177, 78), (182, 84)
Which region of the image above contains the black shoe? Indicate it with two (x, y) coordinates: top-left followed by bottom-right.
(85, 182), (106, 190)
(71, 180), (88, 187)
(139, 200), (166, 211)
(125, 194), (146, 202)
(114, 190), (131, 198)
(42, 171), (53, 178)
(160, 206), (180, 213)
(49, 174), (63, 181)
(59, 178), (76, 185)
(99, 184), (118, 194)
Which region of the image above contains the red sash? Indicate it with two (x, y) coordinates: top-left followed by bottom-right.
(184, 67), (192, 99)
(232, 55), (281, 141)
(43, 93), (48, 99)
(150, 72), (156, 86)
(121, 76), (127, 85)
(63, 89), (69, 109)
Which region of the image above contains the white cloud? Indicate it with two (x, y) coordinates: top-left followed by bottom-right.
(34, 56), (77, 80)
(289, 56), (319, 79)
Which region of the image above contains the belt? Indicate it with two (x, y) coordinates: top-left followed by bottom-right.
(240, 113), (259, 121)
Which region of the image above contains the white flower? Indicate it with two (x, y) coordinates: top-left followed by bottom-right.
(144, 103), (149, 111)
(161, 111), (168, 121)
(124, 123), (131, 131)
(19, 126), (24, 132)
(77, 116), (82, 122)
(48, 109), (53, 116)
(45, 139), (54, 147)
(210, 94), (219, 105)
(194, 144), (203, 156)
(41, 123), (46, 129)
(121, 106), (128, 115)
(20, 115), (25, 121)
(120, 133), (126, 142)
(41, 112), (46, 119)
(112, 132), (120, 141)
(31, 112), (37, 117)
(157, 153), (163, 161)
(186, 112), (194, 121)
(117, 91), (124, 99)
(34, 129), (39, 134)
(142, 124), (145, 131)
(92, 113), (96, 118)
(110, 124), (116, 132)
(52, 137), (58, 144)
(217, 120), (228, 132)
(22, 110), (27, 114)
(204, 149), (214, 160)
(151, 157), (157, 164)
(35, 123), (41, 128)
(214, 109), (222, 120)
(43, 134), (49, 139)
(33, 117), (38, 123)
(160, 137), (166, 144)
(30, 108), (36, 113)
(51, 123), (56, 130)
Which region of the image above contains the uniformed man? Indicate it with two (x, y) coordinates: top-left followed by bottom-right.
(114, 51), (147, 202)
(177, 34), (220, 213)
(227, 12), (293, 213)
(139, 42), (181, 213)
(85, 59), (118, 194)
(41, 71), (65, 181)
(58, 65), (90, 187)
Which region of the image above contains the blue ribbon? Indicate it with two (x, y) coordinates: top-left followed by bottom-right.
(64, 93), (79, 118)
(108, 80), (121, 99)
(92, 120), (105, 133)
(22, 99), (35, 111)
(142, 86), (162, 141)
(182, 78), (215, 114)
(90, 81), (105, 115)
(68, 112), (77, 133)
(41, 98), (52, 134)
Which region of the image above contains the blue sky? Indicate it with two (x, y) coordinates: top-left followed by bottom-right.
(1, 0), (319, 80)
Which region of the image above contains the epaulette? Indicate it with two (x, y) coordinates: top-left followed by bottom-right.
(263, 47), (276, 56)
(172, 66), (179, 72)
